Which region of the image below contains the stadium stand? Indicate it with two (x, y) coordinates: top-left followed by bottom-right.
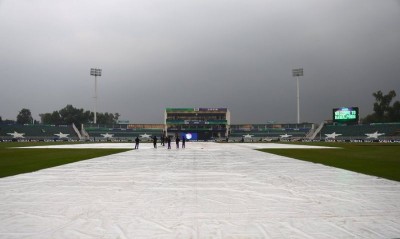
(0, 123), (79, 141)
(83, 124), (164, 141)
(3, 121), (397, 143)
(316, 123), (400, 140)
(229, 123), (314, 141)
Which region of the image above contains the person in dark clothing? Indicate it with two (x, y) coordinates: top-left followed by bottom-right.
(135, 136), (140, 149)
(182, 135), (186, 148)
(161, 135), (165, 146)
(175, 136), (180, 149)
(153, 136), (157, 148)
(167, 136), (171, 149)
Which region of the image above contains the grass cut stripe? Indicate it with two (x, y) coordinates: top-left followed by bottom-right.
(258, 143), (400, 182)
(0, 142), (131, 178)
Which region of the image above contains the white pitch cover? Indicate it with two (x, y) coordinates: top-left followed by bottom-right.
(0, 142), (399, 238)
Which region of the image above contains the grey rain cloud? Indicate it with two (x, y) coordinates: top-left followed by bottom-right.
(1, 0), (399, 124)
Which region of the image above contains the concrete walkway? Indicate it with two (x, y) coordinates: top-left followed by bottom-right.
(0, 142), (399, 238)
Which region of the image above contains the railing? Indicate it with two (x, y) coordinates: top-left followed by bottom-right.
(304, 123), (315, 139)
(72, 123), (82, 140)
(80, 124), (90, 140)
(310, 122), (324, 139)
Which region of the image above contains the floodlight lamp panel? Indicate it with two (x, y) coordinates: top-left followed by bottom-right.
(292, 68), (304, 77)
(90, 68), (102, 76)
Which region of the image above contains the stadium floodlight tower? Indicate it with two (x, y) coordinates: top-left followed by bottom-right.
(90, 68), (102, 124)
(292, 68), (303, 124)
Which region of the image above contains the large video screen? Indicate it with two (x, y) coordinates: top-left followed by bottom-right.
(332, 107), (359, 123)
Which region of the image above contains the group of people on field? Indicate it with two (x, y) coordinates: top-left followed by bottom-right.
(134, 135), (186, 150)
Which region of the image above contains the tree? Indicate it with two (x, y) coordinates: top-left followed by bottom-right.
(115, 113), (120, 121)
(96, 112), (119, 124)
(372, 90), (396, 120)
(0, 116), (2, 123)
(59, 105), (85, 125)
(388, 101), (400, 122)
(39, 105), (120, 125)
(51, 111), (62, 125)
(16, 108), (33, 124)
(363, 90), (400, 123)
(40, 113), (52, 124)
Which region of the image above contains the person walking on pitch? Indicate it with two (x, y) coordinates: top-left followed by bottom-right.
(161, 135), (165, 146)
(134, 136), (140, 149)
(176, 136), (180, 149)
(167, 136), (171, 149)
(182, 135), (186, 148)
(153, 136), (157, 148)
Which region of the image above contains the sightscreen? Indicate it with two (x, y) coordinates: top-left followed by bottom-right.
(332, 107), (359, 123)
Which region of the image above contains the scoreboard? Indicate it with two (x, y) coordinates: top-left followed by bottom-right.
(333, 107), (359, 123)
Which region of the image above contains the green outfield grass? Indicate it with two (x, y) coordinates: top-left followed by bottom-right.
(0, 142), (131, 178)
(258, 142), (400, 182)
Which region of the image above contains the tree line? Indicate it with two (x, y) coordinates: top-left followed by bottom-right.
(0, 105), (120, 125)
(363, 90), (400, 123)
(1, 90), (399, 125)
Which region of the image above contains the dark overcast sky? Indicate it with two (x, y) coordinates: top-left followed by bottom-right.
(1, 0), (399, 124)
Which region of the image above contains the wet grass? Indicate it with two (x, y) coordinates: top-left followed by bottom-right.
(2, 141), (399, 182)
(0, 142), (131, 178)
(258, 142), (400, 182)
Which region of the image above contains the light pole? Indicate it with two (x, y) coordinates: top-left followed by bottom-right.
(90, 68), (102, 124)
(292, 68), (303, 124)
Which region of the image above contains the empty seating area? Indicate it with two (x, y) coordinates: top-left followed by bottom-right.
(319, 123), (400, 140)
(0, 123), (78, 141)
(3, 122), (398, 142)
(229, 123), (314, 141)
(84, 124), (164, 141)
